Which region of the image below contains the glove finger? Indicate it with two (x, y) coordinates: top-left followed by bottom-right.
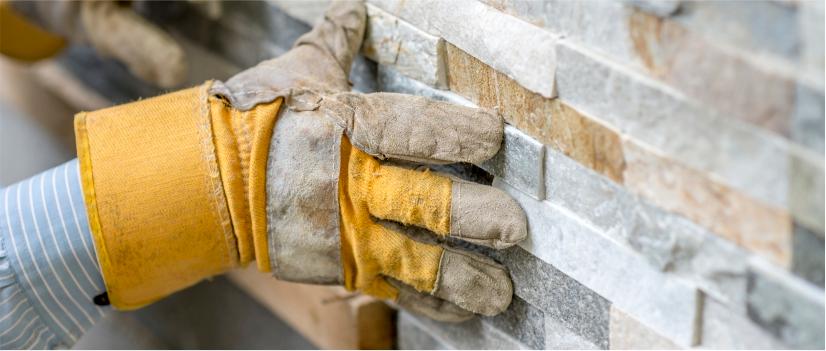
(366, 160), (526, 249)
(292, 0), (366, 79)
(81, 1), (186, 88)
(429, 248), (512, 317)
(388, 277), (474, 322)
(326, 92), (503, 165)
(375, 222), (513, 317)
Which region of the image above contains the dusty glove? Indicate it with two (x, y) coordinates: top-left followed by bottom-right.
(210, 0), (527, 320)
(3, 0), (188, 88)
(74, 0), (526, 321)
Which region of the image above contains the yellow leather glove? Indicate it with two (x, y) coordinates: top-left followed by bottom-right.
(0, 0), (188, 88)
(75, 0), (526, 321)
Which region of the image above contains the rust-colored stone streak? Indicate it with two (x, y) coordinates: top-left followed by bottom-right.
(623, 139), (793, 267)
(446, 42), (625, 183)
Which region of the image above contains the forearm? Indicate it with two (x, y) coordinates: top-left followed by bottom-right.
(0, 159), (105, 349)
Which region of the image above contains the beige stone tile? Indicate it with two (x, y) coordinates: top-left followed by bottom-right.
(623, 139), (793, 267)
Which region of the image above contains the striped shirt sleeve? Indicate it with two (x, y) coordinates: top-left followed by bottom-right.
(0, 159), (107, 349)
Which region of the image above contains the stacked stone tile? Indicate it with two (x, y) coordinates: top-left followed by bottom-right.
(59, 0), (824, 349)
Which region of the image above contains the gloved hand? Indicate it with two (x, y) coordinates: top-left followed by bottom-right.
(74, 0), (526, 321)
(2, 0), (189, 88)
(209, 0), (527, 321)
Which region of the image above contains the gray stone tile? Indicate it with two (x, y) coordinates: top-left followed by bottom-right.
(489, 246), (610, 348)
(792, 82), (825, 155)
(480, 127), (546, 200)
(369, 0), (558, 97)
(496, 180), (701, 346)
(484, 296), (545, 350)
(700, 295), (786, 349)
(364, 4), (446, 88)
(791, 223), (825, 287)
(746, 257), (825, 349)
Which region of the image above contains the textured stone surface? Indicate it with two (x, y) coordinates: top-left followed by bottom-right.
(622, 139), (792, 267)
(444, 43), (553, 144)
(483, 296), (545, 350)
(369, 0), (557, 97)
(547, 102), (625, 183)
(556, 40), (791, 211)
(546, 148), (749, 309)
(791, 223), (825, 287)
(399, 312), (530, 349)
(609, 307), (678, 349)
(363, 4), (446, 88)
(496, 180), (701, 346)
(700, 296), (786, 349)
(491, 246), (611, 348)
(746, 257), (825, 349)
(480, 126), (545, 200)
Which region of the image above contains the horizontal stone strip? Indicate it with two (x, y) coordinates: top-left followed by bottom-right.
(368, 0), (557, 97)
(746, 257), (825, 349)
(609, 306), (679, 349)
(479, 127), (545, 200)
(363, 4), (446, 88)
(495, 180), (701, 347)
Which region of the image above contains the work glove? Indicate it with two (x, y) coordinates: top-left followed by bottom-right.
(2, 0), (193, 88)
(74, 0), (526, 321)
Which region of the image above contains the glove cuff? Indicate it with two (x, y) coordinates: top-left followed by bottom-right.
(75, 82), (281, 309)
